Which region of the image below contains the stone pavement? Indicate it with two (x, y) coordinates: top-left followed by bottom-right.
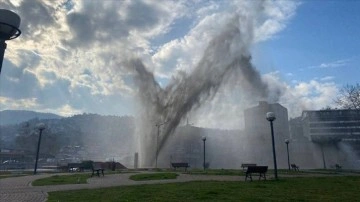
(0, 172), (244, 202)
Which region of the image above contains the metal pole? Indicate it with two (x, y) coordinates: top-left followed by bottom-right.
(203, 139), (206, 171)
(155, 125), (159, 169)
(286, 142), (290, 170)
(0, 41), (7, 74)
(270, 121), (278, 180)
(34, 128), (44, 175)
(154, 121), (168, 169)
(320, 144), (326, 169)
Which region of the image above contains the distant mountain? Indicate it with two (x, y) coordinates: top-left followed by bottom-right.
(0, 112), (136, 163)
(0, 110), (63, 125)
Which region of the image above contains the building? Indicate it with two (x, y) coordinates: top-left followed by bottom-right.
(300, 109), (360, 168)
(244, 101), (290, 168)
(302, 109), (360, 142)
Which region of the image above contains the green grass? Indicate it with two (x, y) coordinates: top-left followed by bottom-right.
(189, 168), (353, 176)
(32, 174), (89, 186)
(129, 172), (178, 181)
(0, 171), (32, 179)
(190, 169), (245, 176)
(47, 176), (360, 202)
(189, 169), (307, 176)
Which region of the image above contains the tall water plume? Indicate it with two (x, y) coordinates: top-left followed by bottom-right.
(128, 12), (271, 167)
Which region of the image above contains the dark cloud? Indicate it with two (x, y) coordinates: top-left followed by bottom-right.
(0, 60), (40, 99)
(0, 58), (72, 109)
(65, 1), (129, 47)
(64, 0), (174, 48)
(125, 1), (164, 30)
(16, 0), (56, 40)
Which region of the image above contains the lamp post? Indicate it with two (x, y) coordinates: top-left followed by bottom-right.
(202, 136), (206, 171)
(320, 143), (327, 169)
(285, 139), (290, 170)
(0, 9), (21, 74)
(155, 121), (167, 169)
(34, 123), (46, 175)
(266, 112), (278, 180)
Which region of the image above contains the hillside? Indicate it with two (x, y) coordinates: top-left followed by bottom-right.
(0, 113), (136, 160)
(0, 110), (63, 125)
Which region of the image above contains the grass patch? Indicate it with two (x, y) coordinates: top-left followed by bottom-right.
(129, 172), (178, 181)
(189, 168), (306, 176)
(0, 173), (28, 179)
(48, 176), (360, 202)
(190, 169), (245, 176)
(32, 174), (89, 186)
(0, 171), (32, 179)
(188, 168), (354, 176)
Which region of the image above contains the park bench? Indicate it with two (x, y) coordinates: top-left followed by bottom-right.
(91, 162), (105, 177)
(171, 162), (189, 171)
(291, 164), (299, 171)
(241, 163), (257, 171)
(245, 166), (268, 181)
(335, 164), (342, 170)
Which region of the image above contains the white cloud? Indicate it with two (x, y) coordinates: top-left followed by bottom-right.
(45, 104), (82, 117)
(263, 73), (339, 118)
(185, 72), (339, 129)
(254, 0), (299, 42)
(0, 96), (38, 109)
(320, 76), (334, 81)
(308, 59), (350, 69)
(0, 0), (301, 121)
(152, 1), (299, 78)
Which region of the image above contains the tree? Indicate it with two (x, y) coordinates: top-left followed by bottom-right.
(334, 83), (360, 109)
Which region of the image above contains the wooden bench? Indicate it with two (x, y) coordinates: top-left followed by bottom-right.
(241, 163), (257, 171)
(335, 164), (342, 170)
(91, 162), (104, 177)
(245, 166), (268, 181)
(291, 164), (299, 171)
(171, 163), (189, 171)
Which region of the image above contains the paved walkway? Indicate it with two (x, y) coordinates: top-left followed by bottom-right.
(0, 172), (244, 202)
(1, 171), (359, 202)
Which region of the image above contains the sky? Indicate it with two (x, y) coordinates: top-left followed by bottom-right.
(0, 0), (359, 129)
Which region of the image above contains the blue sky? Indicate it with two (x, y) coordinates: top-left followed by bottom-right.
(0, 0), (359, 129)
(256, 0), (360, 85)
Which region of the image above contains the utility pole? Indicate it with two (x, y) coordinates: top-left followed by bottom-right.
(155, 120), (168, 168)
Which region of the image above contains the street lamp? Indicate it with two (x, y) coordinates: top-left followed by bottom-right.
(266, 112), (278, 180)
(202, 136), (206, 171)
(34, 123), (46, 175)
(0, 9), (21, 74)
(285, 139), (290, 170)
(320, 143), (327, 169)
(155, 121), (167, 168)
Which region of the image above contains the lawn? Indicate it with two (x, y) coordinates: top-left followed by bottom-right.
(129, 172), (178, 181)
(0, 171), (32, 179)
(32, 174), (89, 186)
(189, 168), (310, 176)
(189, 169), (245, 176)
(47, 176), (360, 201)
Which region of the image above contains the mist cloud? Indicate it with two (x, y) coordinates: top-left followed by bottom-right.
(0, 0), (311, 122)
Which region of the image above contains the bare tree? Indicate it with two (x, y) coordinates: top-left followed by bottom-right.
(334, 83), (360, 109)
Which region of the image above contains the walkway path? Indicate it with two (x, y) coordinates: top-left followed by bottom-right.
(1, 171), (359, 202)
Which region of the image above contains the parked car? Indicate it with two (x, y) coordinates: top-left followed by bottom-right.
(2, 160), (19, 164)
(2, 160), (25, 169)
